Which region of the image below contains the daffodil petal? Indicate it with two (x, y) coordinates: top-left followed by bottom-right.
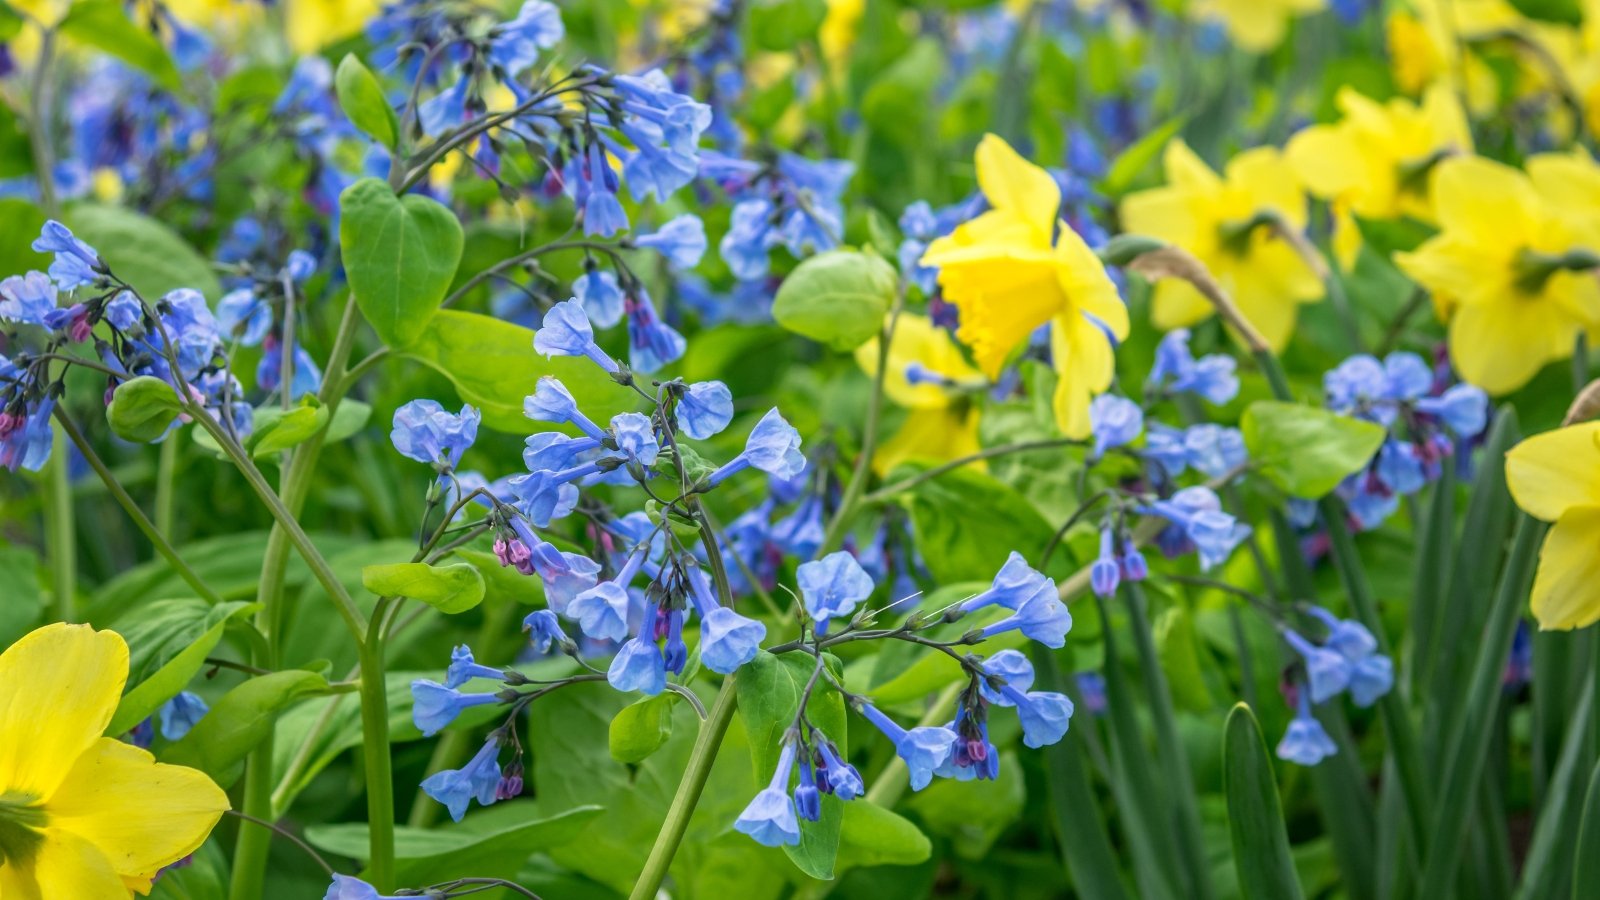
(974, 133), (1061, 241)
(1506, 423), (1600, 522)
(1448, 298), (1578, 395)
(0, 624), (127, 800)
(1530, 507), (1600, 630)
(0, 826), (127, 899)
(1050, 312), (1114, 439)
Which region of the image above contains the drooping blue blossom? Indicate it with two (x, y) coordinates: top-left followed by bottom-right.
(735, 742), (802, 846)
(1002, 686), (1074, 748)
(157, 691), (209, 741)
(1284, 629), (1353, 704)
(980, 590), (1073, 648)
(1089, 394), (1142, 458)
(771, 493), (825, 560)
(1141, 486), (1250, 570)
(445, 645), (510, 689)
(522, 609), (569, 654)
(859, 703), (956, 791)
(979, 649), (1035, 706)
(496, 517), (602, 613)
(608, 636), (667, 694)
(1143, 423), (1191, 478)
(420, 736), (503, 821)
(816, 739), (864, 800)
(704, 408), (805, 486)
(688, 569), (766, 674)
(0, 272), (61, 327)
(0, 394), (56, 472)
(533, 299), (621, 373)
(411, 680), (501, 737)
(578, 141), (629, 237)
(257, 337), (323, 401)
(32, 220), (103, 291)
(1415, 384), (1489, 437)
(1182, 424), (1247, 478)
(1278, 695), (1339, 766)
(1090, 526), (1121, 599)
(323, 874), (407, 900)
(1077, 671), (1108, 715)
(610, 412), (660, 467)
(796, 551), (875, 635)
(487, 0), (564, 74)
(634, 214), (707, 268)
(568, 549), (647, 642)
(624, 289), (686, 373)
(216, 288), (272, 346)
(1148, 328), (1239, 405)
(524, 375), (607, 440)
(573, 268), (626, 328)
(959, 552), (1053, 614)
(676, 380), (733, 439)
(391, 400), (482, 471)
(522, 431), (601, 473)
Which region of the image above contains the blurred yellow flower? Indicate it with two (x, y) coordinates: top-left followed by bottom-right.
(1286, 85), (1472, 223)
(1119, 140), (1321, 352)
(285, 0), (382, 54)
(1396, 154), (1600, 394)
(820, 0), (865, 67)
(856, 314), (986, 475)
(1506, 422), (1600, 629)
(0, 623), (228, 896)
(1186, 0), (1325, 54)
(921, 134), (1128, 439)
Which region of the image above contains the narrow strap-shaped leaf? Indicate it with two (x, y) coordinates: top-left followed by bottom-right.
(1223, 703), (1305, 900)
(1308, 706), (1377, 900)
(1570, 752), (1600, 900)
(1513, 680), (1592, 900)
(1417, 515), (1545, 898)
(1031, 646), (1131, 900)
(1123, 583), (1215, 900)
(1409, 461), (1455, 693)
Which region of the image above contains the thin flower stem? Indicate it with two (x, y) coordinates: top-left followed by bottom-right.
(155, 437), (178, 540)
(224, 810), (336, 877)
(860, 438), (1084, 505)
(359, 598), (398, 891)
(820, 293), (904, 555)
(52, 410), (226, 606)
(44, 425), (75, 622)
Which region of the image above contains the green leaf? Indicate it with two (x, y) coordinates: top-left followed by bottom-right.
(163, 670), (329, 788)
(1508, 0), (1582, 24)
(108, 601), (260, 736)
(0, 5), (23, 42)
(245, 399), (330, 456)
(835, 801), (931, 869)
(339, 177), (464, 348)
(905, 749), (1026, 858)
(58, 0), (181, 91)
(0, 200), (45, 274)
(106, 376), (184, 443)
(1240, 401), (1385, 499)
(404, 309), (630, 433)
(0, 543), (43, 647)
(335, 54), (398, 150)
(609, 692), (677, 764)
(361, 561), (486, 613)
(746, 0), (828, 51)
(193, 398), (371, 457)
(893, 463), (1055, 582)
(1101, 116), (1184, 196)
(1573, 757), (1600, 899)
(736, 651), (847, 879)
(1223, 704), (1305, 900)
(771, 249), (895, 352)
(66, 203), (222, 299)
(305, 804), (604, 884)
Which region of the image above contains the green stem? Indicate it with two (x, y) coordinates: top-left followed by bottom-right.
(359, 599), (397, 890)
(1124, 583), (1215, 900)
(155, 434), (178, 540)
(627, 680), (738, 900)
(44, 425), (75, 622)
(859, 438), (1082, 505)
(52, 411), (224, 606)
(820, 296), (903, 555)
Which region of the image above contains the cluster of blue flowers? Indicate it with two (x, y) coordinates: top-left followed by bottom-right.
(1275, 606), (1395, 766)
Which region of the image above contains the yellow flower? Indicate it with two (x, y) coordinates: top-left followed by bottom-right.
(1286, 85), (1472, 223)
(1395, 155), (1600, 394)
(920, 134), (1128, 439)
(1186, 0), (1326, 54)
(1119, 140), (1322, 352)
(284, 0), (382, 54)
(0, 624), (228, 896)
(820, 0), (865, 67)
(1506, 423), (1600, 629)
(856, 314), (986, 474)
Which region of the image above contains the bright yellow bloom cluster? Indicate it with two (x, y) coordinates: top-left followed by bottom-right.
(856, 314), (985, 475)
(1185, 0), (1326, 54)
(1506, 423), (1600, 629)
(1120, 140), (1322, 352)
(1396, 154), (1600, 395)
(0, 624), (228, 896)
(921, 134), (1128, 439)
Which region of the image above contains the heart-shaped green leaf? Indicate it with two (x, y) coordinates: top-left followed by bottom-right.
(339, 178), (463, 348)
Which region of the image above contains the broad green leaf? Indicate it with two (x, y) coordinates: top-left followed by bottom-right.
(746, 0), (827, 51)
(327, 399), (374, 442)
(1508, 0), (1582, 24)
(106, 376), (184, 443)
(306, 804), (603, 884)
(361, 561), (486, 613)
(0, 200), (45, 273)
(456, 548), (547, 607)
(67, 203), (222, 299)
(163, 670), (330, 787)
(1240, 401), (1385, 499)
(609, 692), (678, 764)
(245, 400), (330, 456)
(0, 543), (44, 647)
(835, 801), (931, 869)
(1101, 116), (1184, 196)
(861, 39), (941, 144)
(193, 398), (371, 457)
(58, 0), (181, 91)
(893, 463), (1055, 583)
(404, 309), (630, 433)
(736, 650), (847, 880)
(335, 54), (398, 150)
(771, 249), (895, 352)
(1573, 758), (1600, 899)
(148, 837), (228, 900)
(1223, 704), (1305, 900)
(339, 177), (463, 348)
(906, 751), (1025, 859)
(108, 601), (260, 736)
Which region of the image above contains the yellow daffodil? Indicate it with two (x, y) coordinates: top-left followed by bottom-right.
(1119, 140), (1322, 352)
(284, 0), (383, 54)
(0, 624), (228, 896)
(856, 314), (986, 475)
(1186, 0), (1325, 54)
(820, 0), (866, 67)
(920, 134), (1128, 439)
(1506, 423), (1600, 629)
(1286, 85), (1472, 223)
(1395, 155), (1600, 394)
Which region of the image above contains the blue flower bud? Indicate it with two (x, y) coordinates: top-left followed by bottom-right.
(410, 680), (501, 737)
(1090, 527), (1121, 599)
(445, 645), (509, 689)
(793, 759), (822, 822)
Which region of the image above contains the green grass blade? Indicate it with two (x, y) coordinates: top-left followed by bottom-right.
(1223, 703), (1305, 900)
(1570, 753), (1600, 900)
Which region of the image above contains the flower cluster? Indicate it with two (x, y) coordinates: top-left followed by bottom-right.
(1275, 606), (1395, 766)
